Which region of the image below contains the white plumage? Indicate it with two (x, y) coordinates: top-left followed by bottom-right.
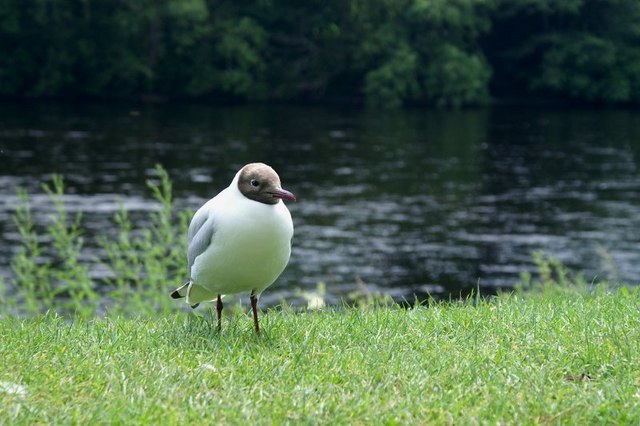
(171, 163), (295, 334)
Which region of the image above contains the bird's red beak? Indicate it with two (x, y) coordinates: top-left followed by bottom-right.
(270, 188), (297, 202)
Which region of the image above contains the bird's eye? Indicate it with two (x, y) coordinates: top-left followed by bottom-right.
(250, 179), (260, 187)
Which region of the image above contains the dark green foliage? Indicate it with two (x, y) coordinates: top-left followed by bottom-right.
(534, 34), (635, 102)
(0, 0), (638, 106)
(422, 44), (491, 108)
(489, 0), (640, 103)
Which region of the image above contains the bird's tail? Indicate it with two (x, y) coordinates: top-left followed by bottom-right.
(170, 281), (200, 309)
(170, 281), (189, 299)
(171, 281), (218, 309)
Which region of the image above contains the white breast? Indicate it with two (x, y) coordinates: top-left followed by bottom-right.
(190, 188), (293, 300)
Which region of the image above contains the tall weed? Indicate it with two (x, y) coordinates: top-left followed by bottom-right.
(9, 177), (97, 315)
(99, 165), (190, 315)
(516, 250), (593, 296)
(5, 165), (190, 317)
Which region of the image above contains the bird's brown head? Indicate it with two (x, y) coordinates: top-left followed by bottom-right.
(237, 163), (297, 205)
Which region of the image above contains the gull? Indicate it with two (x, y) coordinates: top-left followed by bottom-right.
(171, 162), (296, 334)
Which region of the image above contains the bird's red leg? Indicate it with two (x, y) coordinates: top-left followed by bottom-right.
(216, 295), (223, 331)
(250, 291), (261, 335)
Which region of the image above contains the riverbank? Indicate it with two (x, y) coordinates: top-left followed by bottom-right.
(2, 285), (638, 424)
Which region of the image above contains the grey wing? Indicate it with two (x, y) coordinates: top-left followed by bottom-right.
(187, 211), (216, 275)
(188, 207), (209, 242)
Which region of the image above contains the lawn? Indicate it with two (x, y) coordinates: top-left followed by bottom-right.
(1, 286), (639, 424)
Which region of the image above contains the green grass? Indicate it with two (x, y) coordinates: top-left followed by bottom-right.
(2, 287), (639, 424)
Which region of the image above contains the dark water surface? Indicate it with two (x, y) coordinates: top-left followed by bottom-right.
(1, 102), (639, 305)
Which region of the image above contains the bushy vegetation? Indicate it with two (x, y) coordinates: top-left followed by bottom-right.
(1, 0), (639, 107)
(3, 166), (189, 317)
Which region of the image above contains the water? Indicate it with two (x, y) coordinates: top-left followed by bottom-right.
(1, 102), (639, 305)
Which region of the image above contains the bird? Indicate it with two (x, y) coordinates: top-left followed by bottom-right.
(171, 162), (296, 335)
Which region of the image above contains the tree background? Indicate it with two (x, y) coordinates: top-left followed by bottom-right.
(1, 0), (639, 107)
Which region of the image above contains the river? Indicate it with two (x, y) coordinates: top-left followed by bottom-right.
(1, 102), (639, 305)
